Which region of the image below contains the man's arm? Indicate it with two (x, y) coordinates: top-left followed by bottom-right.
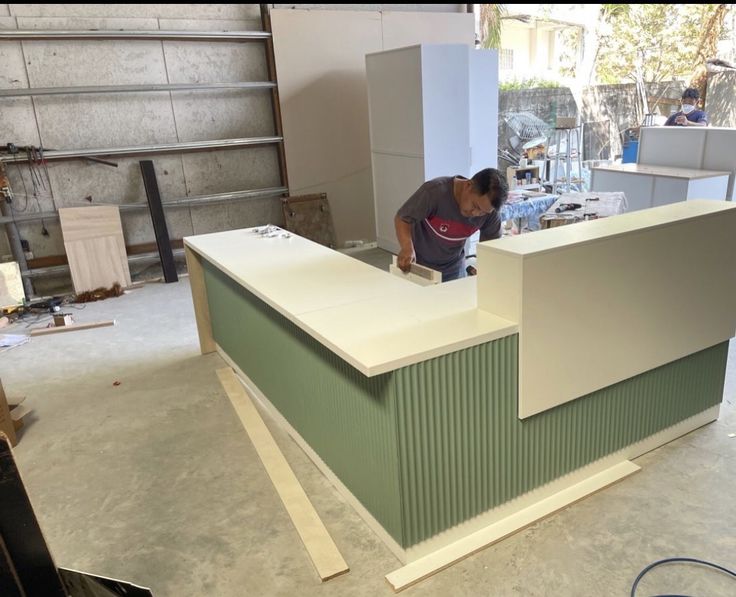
(676, 112), (708, 127)
(479, 215), (502, 242)
(394, 215), (416, 272)
(395, 184), (434, 272)
(685, 115), (708, 127)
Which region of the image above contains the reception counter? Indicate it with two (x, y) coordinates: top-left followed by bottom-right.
(184, 200), (736, 569)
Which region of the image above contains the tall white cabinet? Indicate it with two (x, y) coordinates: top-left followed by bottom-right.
(366, 44), (499, 253)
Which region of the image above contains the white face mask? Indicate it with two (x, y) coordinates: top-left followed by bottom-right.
(682, 104), (696, 114)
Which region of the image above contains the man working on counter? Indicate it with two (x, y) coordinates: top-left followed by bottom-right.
(394, 168), (508, 282)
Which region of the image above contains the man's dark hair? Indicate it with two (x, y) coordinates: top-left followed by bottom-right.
(471, 168), (509, 210)
(682, 87), (700, 100)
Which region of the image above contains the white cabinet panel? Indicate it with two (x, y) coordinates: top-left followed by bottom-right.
(372, 152), (426, 254)
(367, 44), (499, 251)
(421, 44), (470, 178)
(365, 47), (424, 156)
(469, 49), (499, 173)
(591, 170), (653, 211)
(651, 177), (688, 207)
(686, 175), (730, 200)
(638, 127), (707, 169)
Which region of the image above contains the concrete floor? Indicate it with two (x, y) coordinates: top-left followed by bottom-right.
(3, 264), (736, 596)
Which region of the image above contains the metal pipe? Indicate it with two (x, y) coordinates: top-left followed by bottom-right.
(0, 136), (283, 163)
(0, 30), (271, 41)
(0, 82), (277, 98)
(22, 249), (187, 278)
(0, 186), (289, 224)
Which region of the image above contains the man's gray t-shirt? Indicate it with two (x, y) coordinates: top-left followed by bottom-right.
(397, 176), (502, 278)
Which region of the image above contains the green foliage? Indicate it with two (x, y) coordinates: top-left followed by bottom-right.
(595, 4), (730, 83)
(500, 78), (562, 91)
(480, 4), (507, 49)
(557, 27), (582, 79)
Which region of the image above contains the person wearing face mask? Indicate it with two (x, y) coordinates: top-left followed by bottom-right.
(664, 88), (708, 127)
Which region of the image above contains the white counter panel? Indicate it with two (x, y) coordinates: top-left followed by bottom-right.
(478, 200), (736, 418)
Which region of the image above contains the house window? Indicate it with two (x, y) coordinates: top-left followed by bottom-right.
(500, 48), (514, 70)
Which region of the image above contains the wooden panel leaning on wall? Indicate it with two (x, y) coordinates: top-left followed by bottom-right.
(58, 206), (132, 294)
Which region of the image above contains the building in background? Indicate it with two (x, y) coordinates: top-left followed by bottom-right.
(496, 4), (588, 85)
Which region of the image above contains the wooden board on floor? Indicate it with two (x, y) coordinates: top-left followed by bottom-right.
(29, 320), (116, 337)
(385, 460), (640, 592)
(58, 206), (132, 293)
(216, 367), (349, 582)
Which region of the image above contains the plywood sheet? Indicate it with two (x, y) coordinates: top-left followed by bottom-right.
(58, 207), (132, 292)
(0, 262), (24, 309)
(281, 194), (337, 249)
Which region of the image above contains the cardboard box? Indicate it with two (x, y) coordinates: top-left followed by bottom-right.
(556, 116), (577, 129)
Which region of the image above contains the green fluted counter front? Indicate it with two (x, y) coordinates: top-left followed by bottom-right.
(203, 259), (728, 549)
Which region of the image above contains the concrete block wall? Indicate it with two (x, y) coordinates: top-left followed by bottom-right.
(1, 3), (466, 293)
(498, 81), (686, 166)
(0, 3), (282, 291)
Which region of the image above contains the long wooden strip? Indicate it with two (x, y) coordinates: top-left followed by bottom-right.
(216, 367), (349, 581)
(29, 320), (116, 337)
(386, 460), (640, 592)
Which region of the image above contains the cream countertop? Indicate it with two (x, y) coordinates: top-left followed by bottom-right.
(184, 227), (517, 376)
(591, 163), (730, 180)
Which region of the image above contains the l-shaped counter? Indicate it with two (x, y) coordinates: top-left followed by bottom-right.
(184, 200), (736, 562)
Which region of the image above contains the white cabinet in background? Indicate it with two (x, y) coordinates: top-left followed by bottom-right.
(591, 163), (730, 212)
(366, 44), (499, 253)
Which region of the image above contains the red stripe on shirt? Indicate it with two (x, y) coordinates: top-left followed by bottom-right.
(425, 216), (479, 243)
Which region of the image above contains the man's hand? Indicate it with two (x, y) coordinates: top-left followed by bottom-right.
(394, 215), (416, 272)
(397, 247), (416, 272)
(675, 114), (688, 126)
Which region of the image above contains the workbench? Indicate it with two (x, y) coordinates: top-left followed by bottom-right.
(590, 163), (730, 211)
(184, 200), (736, 569)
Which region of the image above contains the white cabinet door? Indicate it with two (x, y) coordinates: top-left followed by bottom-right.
(685, 175), (730, 200)
(651, 177), (689, 207)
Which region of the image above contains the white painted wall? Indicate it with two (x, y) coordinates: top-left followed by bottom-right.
(271, 8), (473, 246)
